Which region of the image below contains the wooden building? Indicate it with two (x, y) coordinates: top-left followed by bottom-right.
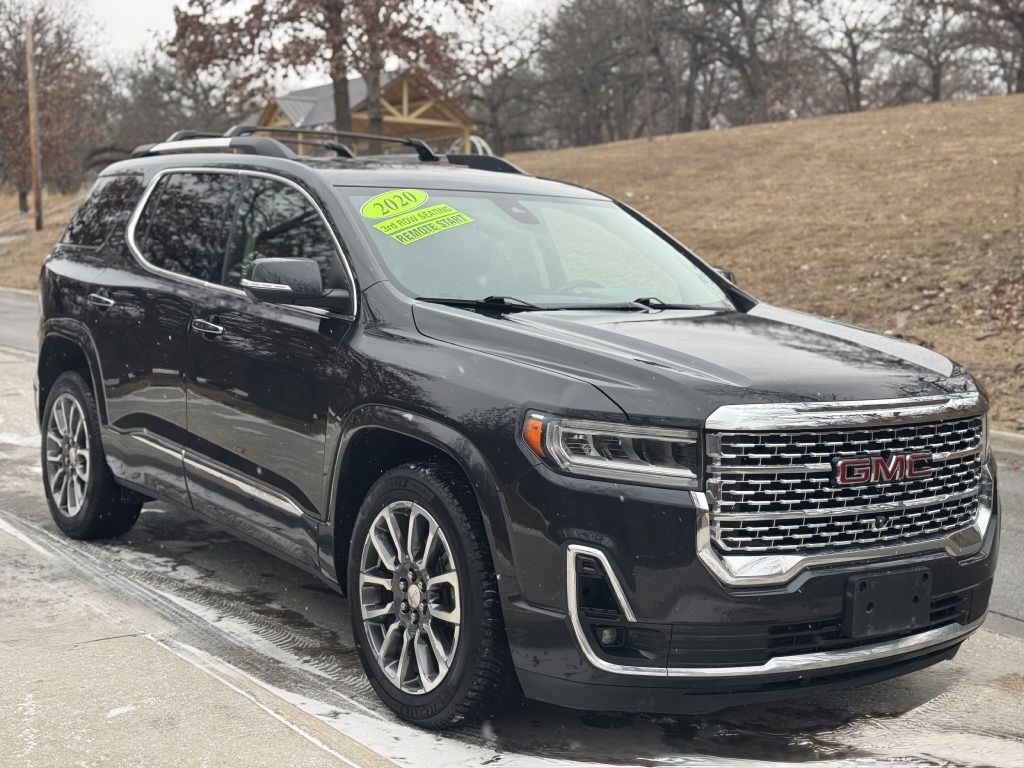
(255, 69), (478, 152)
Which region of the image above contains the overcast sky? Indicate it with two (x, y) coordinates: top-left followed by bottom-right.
(87, 0), (179, 55)
(85, 0), (549, 56)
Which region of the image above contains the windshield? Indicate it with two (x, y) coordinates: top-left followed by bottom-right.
(337, 187), (733, 309)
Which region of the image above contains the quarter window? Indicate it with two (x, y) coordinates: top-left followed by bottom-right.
(134, 172), (240, 283)
(63, 174), (144, 248)
(222, 177), (343, 289)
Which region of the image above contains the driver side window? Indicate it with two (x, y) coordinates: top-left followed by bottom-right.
(222, 177), (343, 289)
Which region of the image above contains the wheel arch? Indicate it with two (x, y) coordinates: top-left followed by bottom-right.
(324, 404), (515, 595)
(37, 321), (107, 426)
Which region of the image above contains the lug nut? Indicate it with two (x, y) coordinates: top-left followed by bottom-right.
(410, 612), (419, 624)
(399, 601), (409, 613)
(398, 578), (408, 591)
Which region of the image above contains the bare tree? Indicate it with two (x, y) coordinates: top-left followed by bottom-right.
(455, 12), (546, 153)
(170, 0), (357, 130)
(945, 0), (1024, 91)
(0, 0), (98, 210)
(806, 0), (887, 111)
(886, 0), (972, 102)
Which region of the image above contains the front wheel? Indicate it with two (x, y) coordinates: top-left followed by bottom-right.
(348, 462), (516, 727)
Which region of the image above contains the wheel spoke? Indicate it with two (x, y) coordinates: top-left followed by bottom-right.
(45, 451), (63, 464)
(358, 571), (392, 591)
(422, 621), (452, 672)
(50, 466), (65, 496)
(362, 601), (394, 622)
(431, 602), (460, 626)
(377, 621), (401, 669)
(416, 518), (439, 571)
(425, 571), (457, 592)
(396, 630), (412, 689)
(46, 430), (62, 446)
(53, 401), (68, 436)
(384, 505), (406, 562)
(370, 528), (399, 571)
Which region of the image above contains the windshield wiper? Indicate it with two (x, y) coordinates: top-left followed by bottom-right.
(632, 296), (724, 310)
(417, 295), (542, 312)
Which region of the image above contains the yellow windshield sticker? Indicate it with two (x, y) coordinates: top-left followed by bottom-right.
(360, 189), (429, 219)
(373, 203), (474, 245)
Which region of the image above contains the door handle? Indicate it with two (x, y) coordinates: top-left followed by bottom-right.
(191, 318), (224, 336)
(87, 293), (115, 309)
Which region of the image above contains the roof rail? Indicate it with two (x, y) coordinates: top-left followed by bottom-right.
(444, 154), (525, 175)
(226, 125), (440, 162)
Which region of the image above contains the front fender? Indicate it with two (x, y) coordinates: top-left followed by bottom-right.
(321, 403), (518, 593)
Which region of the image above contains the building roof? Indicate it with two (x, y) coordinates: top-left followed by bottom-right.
(274, 72), (401, 129)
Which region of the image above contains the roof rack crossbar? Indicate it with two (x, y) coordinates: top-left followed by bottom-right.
(225, 125), (440, 162)
(130, 136), (294, 159)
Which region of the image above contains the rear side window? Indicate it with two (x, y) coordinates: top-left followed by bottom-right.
(133, 172), (240, 283)
(62, 174), (145, 247)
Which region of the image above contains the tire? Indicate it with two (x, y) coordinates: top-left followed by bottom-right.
(40, 371), (142, 539)
(348, 461), (517, 727)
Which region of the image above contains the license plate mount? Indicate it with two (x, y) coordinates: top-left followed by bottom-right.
(843, 569), (932, 639)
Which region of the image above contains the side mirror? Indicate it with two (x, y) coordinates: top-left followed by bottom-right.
(713, 267), (737, 285)
(241, 257), (352, 313)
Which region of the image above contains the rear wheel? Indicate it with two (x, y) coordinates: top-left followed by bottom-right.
(41, 371), (141, 539)
(348, 461), (516, 727)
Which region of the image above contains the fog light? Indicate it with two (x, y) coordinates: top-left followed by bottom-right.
(596, 626), (625, 648)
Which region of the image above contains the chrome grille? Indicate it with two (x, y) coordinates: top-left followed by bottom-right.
(707, 416), (984, 555)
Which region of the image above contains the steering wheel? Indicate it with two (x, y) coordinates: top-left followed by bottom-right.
(556, 278), (607, 295)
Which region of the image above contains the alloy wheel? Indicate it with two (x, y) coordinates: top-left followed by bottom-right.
(358, 500), (461, 694)
(44, 393), (90, 518)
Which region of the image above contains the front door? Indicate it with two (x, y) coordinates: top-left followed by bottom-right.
(184, 173), (353, 566)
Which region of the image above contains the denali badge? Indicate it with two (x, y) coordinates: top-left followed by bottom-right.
(832, 452), (934, 486)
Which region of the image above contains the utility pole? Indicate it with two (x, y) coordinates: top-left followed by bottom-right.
(639, 0), (655, 141)
(25, 21), (44, 231)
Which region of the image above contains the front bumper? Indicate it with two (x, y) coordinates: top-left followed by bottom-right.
(500, 459), (999, 713)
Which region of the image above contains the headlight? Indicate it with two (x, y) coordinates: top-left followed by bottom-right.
(522, 412), (700, 488)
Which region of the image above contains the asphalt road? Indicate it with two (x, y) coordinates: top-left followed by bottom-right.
(2, 289), (1022, 768)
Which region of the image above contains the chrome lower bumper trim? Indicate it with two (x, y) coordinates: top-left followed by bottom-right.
(566, 544), (982, 679)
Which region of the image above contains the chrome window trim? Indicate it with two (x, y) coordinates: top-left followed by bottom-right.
(125, 166), (358, 321)
(566, 541), (982, 678)
(705, 392), (984, 432)
(692, 482), (993, 587)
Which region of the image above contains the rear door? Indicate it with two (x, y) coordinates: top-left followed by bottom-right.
(184, 173), (353, 566)
(88, 170), (240, 507)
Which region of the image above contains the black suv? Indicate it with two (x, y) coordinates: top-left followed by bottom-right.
(36, 128), (998, 728)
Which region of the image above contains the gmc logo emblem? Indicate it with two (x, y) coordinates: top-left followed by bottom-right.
(832, 453), (934, 486)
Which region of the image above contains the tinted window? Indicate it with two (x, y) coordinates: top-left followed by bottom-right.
(222, 177), (343, 289)
(63, 174), (145, 247)
(134, 172), (240, 282)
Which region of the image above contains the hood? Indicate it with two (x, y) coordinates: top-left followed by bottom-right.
(412, 301), (975, 425)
